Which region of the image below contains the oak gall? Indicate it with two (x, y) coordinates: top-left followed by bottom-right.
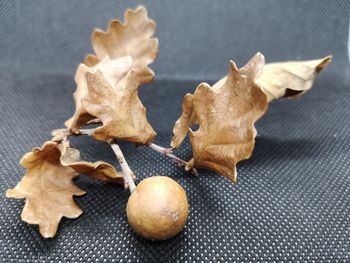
(126, 176), (189, 240)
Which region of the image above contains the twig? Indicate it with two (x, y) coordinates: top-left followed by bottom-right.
(86, 118), (101, 125)
(148, 143), (198, 176)
(110, 142), (136, 193)
(79, 128), (95, 136)
(77, 128), (198, 176)
(55, 128), (136, 189)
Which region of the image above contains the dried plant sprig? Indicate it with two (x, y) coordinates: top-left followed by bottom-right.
(6, 4), (333, 241)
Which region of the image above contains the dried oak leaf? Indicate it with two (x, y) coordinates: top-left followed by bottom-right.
(6, 141), (123, 238)
(65, 6), (158, 131)
(257, 56), (332, 102)
(173, 53), (267, 182)
(171, 55), (331, 149)
(87, 6), (158, 84)
(171, 53), (266, 150)
(81, 69), (156, 145)
(65, 57), (132, 132)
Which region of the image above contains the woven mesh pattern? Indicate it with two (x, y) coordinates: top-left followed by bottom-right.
(0, 0), (350, 262)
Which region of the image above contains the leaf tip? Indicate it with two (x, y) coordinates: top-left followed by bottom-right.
(5, 189), (19, 198)
(242, 52), (265, 80)
(229, 60), (239, 72)
(316, 55), (332, 73)
(39, 224), (59, 239)
(227, 60), (241, 82)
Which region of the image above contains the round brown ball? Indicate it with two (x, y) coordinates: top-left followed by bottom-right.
(126, 176), (189, 240)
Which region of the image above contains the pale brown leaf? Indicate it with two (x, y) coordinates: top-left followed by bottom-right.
(257, 56), (332, 102)
(90, 6), (158, 84)
(6, 142), (84, 238)
(172, 54), (331, 181)
(177, 53), (268, 182)
(82, 69), (156, 145)
(6, 141), (124, 238)
(171, 52), (266, 150)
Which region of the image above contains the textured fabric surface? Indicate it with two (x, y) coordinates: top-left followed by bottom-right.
(1, 0), (350, 262)
(1, 0), (350, 80)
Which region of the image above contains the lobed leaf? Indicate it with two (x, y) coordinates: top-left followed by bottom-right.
(6, 141), (123, 238)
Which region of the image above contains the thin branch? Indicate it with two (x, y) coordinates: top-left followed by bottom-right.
(148, 143), (198, 176)
(86, 118), (101, 125)
(79, 128), (95, 136)
(110, 142), (136, 193)
(76, 128), (198, 177)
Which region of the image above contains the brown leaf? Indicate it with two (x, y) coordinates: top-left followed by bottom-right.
(82, 69), (156, 145)
(171, 55), (331, 150)
(171, 55), (331, 181)
(90, 6), (158, 84)
(171, 53), (266, 150)
(257, 56), (332, 102)
(6, 141), (123, 238)
(173, 53), (268, 182)
(6, 142), (84, 238)
(65, 6), (158, 132)
(65, 57), (132, 132)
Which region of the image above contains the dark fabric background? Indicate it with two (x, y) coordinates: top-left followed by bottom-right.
(0, 1), (349, 262)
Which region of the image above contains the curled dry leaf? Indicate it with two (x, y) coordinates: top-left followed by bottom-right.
(81, 69), (156, 145)
(212, 56), (332, 103)
(171, 54), (331, 181)
(65, 57), (132, 132)
(6, 141), (123, 238)
(172, 53), (268, 182)
(58, 141), (125, 184)
(257, 56), (332, 101)
(65, 6), (158, 132)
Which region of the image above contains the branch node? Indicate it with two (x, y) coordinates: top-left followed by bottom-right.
(148, 143), (198, 176)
